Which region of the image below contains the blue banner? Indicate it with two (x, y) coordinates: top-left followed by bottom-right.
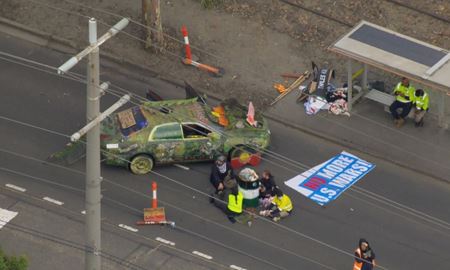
(285, 152), (375, 206)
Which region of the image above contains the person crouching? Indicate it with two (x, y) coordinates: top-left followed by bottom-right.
(259, 188), (293, 222)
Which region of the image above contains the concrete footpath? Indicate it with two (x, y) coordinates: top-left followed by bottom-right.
(267, 89), (450, 182)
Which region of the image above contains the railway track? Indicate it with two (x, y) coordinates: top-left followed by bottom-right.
(279, 0), (450, 29)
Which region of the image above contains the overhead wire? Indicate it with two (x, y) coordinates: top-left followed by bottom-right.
(0, 186), (231, 270)
(0, 158), (326, 270)
(1, 50), (449, 239)
(1, 50), (449, 249)
(0, 216), (148, 270)
(29, 0), (450, 158)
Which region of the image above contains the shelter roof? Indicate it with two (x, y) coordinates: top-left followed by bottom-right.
(329, 20), (450, 93)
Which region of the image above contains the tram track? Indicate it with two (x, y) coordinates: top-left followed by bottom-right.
(279, 0), (450, 29)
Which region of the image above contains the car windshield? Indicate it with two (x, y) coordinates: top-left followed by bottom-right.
(117, 106), (148, 137)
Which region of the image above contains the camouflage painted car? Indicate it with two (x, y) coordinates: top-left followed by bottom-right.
(100, 97), (271, 174)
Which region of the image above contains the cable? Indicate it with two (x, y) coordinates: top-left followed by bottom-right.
(0, 163), (328, 270)
(0, 216), (148, 270)
(1, 51), (449, 236)
(0, 186), (232, 270)
(0, 46), (446, 268)
(23, 0), (450, 150)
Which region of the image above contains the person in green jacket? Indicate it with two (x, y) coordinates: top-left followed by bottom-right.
(412, 89), (429, 127)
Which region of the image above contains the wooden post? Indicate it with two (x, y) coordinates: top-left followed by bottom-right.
(142, 0), (163, 50)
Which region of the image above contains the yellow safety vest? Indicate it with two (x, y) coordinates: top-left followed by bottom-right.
(227, 192), (243, 214)
(393, 82), (415, 103)
(414, 92), (429, 110)
(273, 194), (293, 212)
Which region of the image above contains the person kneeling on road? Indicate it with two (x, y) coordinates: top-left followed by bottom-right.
(259, 188), (293, 222)
(210, 155), (236, 194)
(210, 179), (243, 223)
(412, 89), (429, 127)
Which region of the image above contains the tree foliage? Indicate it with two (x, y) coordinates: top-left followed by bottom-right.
(0, 247), (28, 270)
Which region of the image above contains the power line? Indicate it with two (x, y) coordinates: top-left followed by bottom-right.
(1, 51), (449, 240)
(24, 0), (450, 154)
(0, 161), (325, 270)
(1, 51), (449, 235)
(0, 186), (232, 270)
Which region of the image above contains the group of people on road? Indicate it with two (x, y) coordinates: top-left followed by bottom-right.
(208, 156), (293, 224)
(208, 156), (377, 269)
(390, 77), (429, 128)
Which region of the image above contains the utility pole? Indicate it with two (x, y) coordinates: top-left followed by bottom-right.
(142, 0), (163, 50)
(57, 18), (129, 270)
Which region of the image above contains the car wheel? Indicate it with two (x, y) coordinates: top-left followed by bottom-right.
(229, 146), (261, 168)
(129, 154), (154, 175)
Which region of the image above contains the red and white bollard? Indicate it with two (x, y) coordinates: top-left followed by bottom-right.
(152, 181), (157, 209)
(181, 25), (192, 60)
(180, 25), (224, 77)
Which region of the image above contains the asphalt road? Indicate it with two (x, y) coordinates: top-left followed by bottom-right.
(1, 32), (450, 270)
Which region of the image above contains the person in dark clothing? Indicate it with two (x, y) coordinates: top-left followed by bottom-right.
(353, 238), (376, 270)
(210, 180), (243, 223)
(210, 155), (236, 193)
(260, 170), (278, 196)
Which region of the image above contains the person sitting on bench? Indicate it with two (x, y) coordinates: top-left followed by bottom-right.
(412, 89), (429, 127)
(389, 77), (415, 128)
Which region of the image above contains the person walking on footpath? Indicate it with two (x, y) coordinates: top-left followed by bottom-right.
(412, 89), (429, 127)
(210, 155), (235, 194)
(389, 77), (415, 128)
(353, 238), (376, 270)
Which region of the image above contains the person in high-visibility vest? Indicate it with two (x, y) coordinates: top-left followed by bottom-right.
(353, 238), (376, 270)
(389, 77), (415, 128)
(412, 89), (429, 127)
(210, 179), (243, 223)
(259, 188), (293, 222)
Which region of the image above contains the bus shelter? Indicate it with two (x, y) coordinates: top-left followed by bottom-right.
(328, 20), (450, 128)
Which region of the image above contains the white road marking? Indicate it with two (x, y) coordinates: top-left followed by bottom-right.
(173, 164), (190, 170)
(155, 237), (175, 246)
(192, 250), (213, 260)
(81, 210), (86, 215)
(0, 208), (18, 229)
(5, 184), (26, 192)
(230, 265), (247, 270)
(118, 224), (138, 232)
(42, 197), (64, 206)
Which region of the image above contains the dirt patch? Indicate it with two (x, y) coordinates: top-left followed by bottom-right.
(1, 0), (449, 108)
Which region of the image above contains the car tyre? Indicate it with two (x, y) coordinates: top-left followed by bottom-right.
(129, 154), (154, 175)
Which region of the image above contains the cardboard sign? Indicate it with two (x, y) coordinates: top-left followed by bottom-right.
(144, 207), (166, 222)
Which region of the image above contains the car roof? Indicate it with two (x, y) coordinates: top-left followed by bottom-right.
(140, 98), (211, 127)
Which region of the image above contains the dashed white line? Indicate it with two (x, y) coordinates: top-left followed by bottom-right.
(230, 265), (247, 270)
(173, 164), (190, 170)
(0, 208), (18, 229)
(81, 210), (86, 215)
(42, 197), (64, 206)
(155, 237), (175, 246)
(192, 250), (213, 260)
(5, 184), (26, 192)
(118, 224), (138, 232)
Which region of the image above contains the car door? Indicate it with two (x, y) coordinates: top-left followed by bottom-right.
(148, 123), (185, 163)
(181, 122), (221, 161)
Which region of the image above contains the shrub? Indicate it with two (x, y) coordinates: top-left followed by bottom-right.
(0, 247), (28, 270)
